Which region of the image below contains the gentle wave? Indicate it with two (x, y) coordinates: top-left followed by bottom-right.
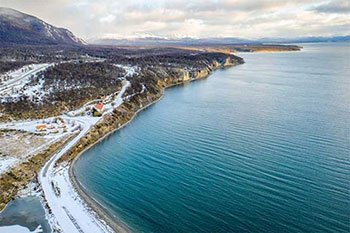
(75, 43), (350, 233)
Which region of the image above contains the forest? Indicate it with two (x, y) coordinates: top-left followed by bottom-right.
(0, 45), (243, 120)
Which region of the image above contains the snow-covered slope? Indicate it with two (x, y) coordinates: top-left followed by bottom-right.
(0, 7), (85, 45)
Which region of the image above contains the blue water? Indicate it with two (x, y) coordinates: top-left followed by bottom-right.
(0, 196), (51, 233)
(75, 43), (350, 233)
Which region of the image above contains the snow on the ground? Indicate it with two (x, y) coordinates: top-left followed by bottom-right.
(114, 64), (139, 77)
(66, 99), (102, 117)
(0, 59), (106, 104)
(43, 165), (114, 233)
(0, 63), (53, 102)
(0, 117), (80, 175)
(38, 115), (112, 233)
(66, 79), (130, 118)
(104, 80), (130, 114)
(37, 80), (131, 232)
(20, 78), (48, 102)
(0, 116), (91, 175)
(0, 157), (18, 176)
(1, 64), (50, 86)
(0, 120), (39, 133)
(0, 70), (132, 233)
(123, 83), (146, 102)
(17, 181), (41, 198)
(0, 133), (64, 176)
(66, 70), (132, 118)
(0, 225), (43, 233)
(69, 115), (100, 126)
(0, 118), (80, 135)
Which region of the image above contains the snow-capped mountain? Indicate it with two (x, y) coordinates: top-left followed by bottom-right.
(0, 7), (86, 46)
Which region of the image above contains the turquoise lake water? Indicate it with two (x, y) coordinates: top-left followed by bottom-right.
(75, 43), (350, 233)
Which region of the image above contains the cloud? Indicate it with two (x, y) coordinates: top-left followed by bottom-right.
(0, 0), (349, 39)
(312, 0), (350, 14)
(99, 14), (116, 23)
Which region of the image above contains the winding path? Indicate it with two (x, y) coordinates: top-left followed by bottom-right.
(0, 63), (131, 232)
(37, 80), (130, 233)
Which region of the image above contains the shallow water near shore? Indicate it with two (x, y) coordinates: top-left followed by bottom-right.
(75, 43), (350, 233)
(0, 196), (51, 233)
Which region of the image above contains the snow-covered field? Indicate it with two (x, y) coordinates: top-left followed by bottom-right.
(0, 133), (66, 176)
(0, 117), (82, 175)
(0, 156), (18, 176)
(0, 65), (132, 233)
(0, 118), (79, 135)
(0, 63), (53, 103)
(0, 125), (75, 176)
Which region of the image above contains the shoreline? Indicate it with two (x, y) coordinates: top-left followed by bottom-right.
(236, 50), (302, 54)
(0, 55), (245, 232)
(68, 64), (238, 232)
(69, 94), (165, 233)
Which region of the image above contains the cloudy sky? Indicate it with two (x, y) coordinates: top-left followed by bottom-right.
(0, 0), (349, 40)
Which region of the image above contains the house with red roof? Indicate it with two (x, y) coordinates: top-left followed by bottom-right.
(91, 103), (105, 116)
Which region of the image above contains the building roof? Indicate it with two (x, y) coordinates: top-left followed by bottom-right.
(36, 124), (47, 130)
(94, 103), (105, 111)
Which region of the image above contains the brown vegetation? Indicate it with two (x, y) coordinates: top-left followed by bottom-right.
(0, 46), (243, 121)
(0, 135), (73, 211)
(58, 57), (239, 164)
(0, 45), (244, 210)
(0, 62), (124, 120)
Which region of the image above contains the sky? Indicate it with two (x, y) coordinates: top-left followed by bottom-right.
(0, 0), (349, 40)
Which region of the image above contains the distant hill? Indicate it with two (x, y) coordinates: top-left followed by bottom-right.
(91, 37), (255, 46)
(91, 36), (350, 46)
(257, 36), (350, 44)
(0, 7), (85, 46)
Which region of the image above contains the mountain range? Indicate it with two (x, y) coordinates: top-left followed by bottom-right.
(0, 7), (349, 47)
(0, 7), (85, 46)
(92, 36), (350, 46)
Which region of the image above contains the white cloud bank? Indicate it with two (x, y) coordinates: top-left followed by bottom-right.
(0, 0), (349, 40)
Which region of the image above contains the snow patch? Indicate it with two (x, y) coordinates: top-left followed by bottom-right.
(0, 63), (53, 103)
(0, 225), (43, 233)
(114, 64), (139, 77)
(0, 156), (18, 176)
(0, 64), (132, 232)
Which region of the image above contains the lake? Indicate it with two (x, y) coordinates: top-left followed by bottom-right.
(75, 43), (350, 233)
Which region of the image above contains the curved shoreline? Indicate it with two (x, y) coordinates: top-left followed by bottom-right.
(67, 63), (242, 232)
(69, 93), (165, 233)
